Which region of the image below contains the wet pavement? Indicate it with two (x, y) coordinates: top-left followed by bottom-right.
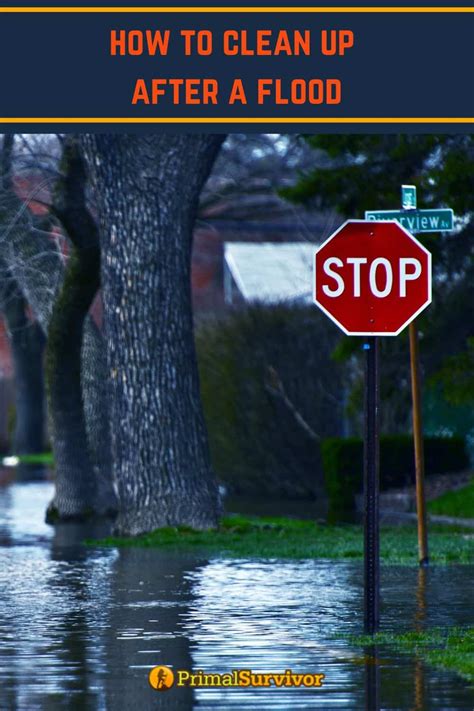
(0, 475), (473, 710)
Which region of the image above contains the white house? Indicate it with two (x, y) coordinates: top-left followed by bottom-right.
(223, 242), (316, 306)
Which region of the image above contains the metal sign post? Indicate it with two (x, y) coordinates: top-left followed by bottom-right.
(363, 337), (380, 634)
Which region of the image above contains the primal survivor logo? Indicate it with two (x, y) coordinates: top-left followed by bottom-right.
(148, 666), (325, 690)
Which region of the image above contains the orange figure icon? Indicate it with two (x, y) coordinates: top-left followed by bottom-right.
(149, 665), (175, 691)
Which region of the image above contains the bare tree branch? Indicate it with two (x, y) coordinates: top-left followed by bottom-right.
(265, 364), (321, 442)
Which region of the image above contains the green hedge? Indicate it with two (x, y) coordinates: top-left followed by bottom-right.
(322, 435), (469, 519)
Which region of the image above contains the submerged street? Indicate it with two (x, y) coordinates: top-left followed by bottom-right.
(0, 473), (472, 710)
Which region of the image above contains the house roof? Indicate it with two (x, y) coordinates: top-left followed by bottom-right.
(224, 242), (316, 304)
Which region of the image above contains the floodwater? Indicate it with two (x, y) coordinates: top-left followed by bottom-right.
(0, 473), (473, 710)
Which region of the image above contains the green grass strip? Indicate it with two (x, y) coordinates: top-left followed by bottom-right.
(348, 627), (474, 682)
(17, 452), (54, 465)
(428, 478), (474, 519)
(91, 515), (474, 565)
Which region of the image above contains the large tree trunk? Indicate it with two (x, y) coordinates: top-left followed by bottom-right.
(45, 138), (117, 521)
(0, 264), (46, 454)
(0, 135), (115, 518)
(81, 134), (224, 535)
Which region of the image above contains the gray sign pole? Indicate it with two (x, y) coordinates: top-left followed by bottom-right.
(363, 336), (380, 634)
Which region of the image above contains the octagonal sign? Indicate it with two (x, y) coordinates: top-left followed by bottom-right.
(314, 220), (432, 336)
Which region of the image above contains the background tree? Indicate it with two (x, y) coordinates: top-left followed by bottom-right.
(0, 135), (46, 455)
(46, 137), (116, 521)
(201, 134), (322, 219)
(0, 134), (115, 518)
(81, 134), (224, 535)
(0, 261), (46, 455)
(198, 133), (339, 251)
(282, 134), (474, 438)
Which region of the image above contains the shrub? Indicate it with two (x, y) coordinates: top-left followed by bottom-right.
(322, 435), (469, 519)
(196, 304), (344, 498)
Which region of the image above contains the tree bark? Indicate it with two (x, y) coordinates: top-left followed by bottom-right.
(0, 134), (115, 518)
(46, 138), (117, 520)
(0, 263), (46, 454)
(81, 134), (224, 535)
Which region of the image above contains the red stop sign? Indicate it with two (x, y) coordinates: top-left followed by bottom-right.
(314, 220), (432, 335)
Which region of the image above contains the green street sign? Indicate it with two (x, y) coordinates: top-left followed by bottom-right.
(401, 184), (417, 210)
(364, 208), (454, 233)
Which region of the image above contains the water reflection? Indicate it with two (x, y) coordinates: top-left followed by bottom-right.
(100, 548), (202, 709)
(0, 476), (473, 709)
(364, 646), (380, 711)
(184, 559), (360, 708)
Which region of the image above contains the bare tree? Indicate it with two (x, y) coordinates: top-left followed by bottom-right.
(0, 135), (46, 456)
(0, 261), (46, 455)
(0, 134), (116, 519)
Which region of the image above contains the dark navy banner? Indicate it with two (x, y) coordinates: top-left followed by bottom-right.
(0, 6), (472, 132)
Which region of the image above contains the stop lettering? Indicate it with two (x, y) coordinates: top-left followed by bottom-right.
(314, 220), (432, 335)
(322, 256), (422, 298)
